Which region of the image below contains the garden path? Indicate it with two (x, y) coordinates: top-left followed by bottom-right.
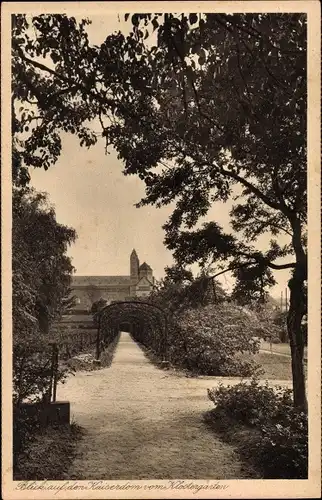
(58, 332), (291, 480)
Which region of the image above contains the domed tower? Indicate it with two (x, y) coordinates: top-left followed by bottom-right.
(139, 262), (153, 283)
(130, 249), (139, 281)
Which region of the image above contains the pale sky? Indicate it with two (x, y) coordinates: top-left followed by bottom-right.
(29, 14), (292, 299)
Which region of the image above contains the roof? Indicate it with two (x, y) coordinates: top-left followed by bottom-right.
(71, 276), (131, 287)
(139, 262), (152, 271)
(136, 276), (153, 286)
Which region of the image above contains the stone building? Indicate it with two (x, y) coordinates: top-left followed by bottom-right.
(71, 249), (155, 310)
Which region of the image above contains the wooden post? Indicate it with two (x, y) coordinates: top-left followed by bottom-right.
(48, 342), (57, 403)
(96, 314), (101, 360)
(52, 344), (59, 403)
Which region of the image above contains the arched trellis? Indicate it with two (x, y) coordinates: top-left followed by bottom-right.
(96, 300), (169, 362)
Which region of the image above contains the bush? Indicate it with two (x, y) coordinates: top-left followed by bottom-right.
(208, 379), (294, 426)
(13, 406), (42, 459)
(13, 337), (70, 405)
(91, 298), (108, 314)
(207, 380), (308, 478)
(171, 304), (262, 376)
(250, 412), (308, 478)
(129, 302), (263, 376)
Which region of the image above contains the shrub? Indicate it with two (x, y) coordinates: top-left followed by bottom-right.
(13, 188), (76, 406)
(13, 336), (70, 405)
(250, 412), (308, 478)
(128, 302), (263, 376)
(208, 379), (294, 426)
(208, 380), (308, 478)
(171, 304), (262, 376)
(13, 405), (42, 459)
(91, 298), (108, 314)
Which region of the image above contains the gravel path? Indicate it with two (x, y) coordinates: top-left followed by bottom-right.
(57, 332), (291, 480)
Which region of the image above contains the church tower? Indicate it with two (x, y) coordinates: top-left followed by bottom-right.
(139, 262), (153, 283)
(130, 249), (139, 282)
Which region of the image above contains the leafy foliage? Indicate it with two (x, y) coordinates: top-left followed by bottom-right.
(244, 304), (285, 342)
(169, 304), (261, 376)
(125, 275), (262, 376)
(208, 379), (293, 426)
(13, 187), (76, 404)
(252, 411), (308, 478)
(91, 297), (108, 314)
(150, 268), (227, 314)
(208, 379), (308, 478)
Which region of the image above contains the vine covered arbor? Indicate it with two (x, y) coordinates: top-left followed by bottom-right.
(96, 301), (168, 362)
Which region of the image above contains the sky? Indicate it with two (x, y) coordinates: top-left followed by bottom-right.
(29, 13), (292, 299)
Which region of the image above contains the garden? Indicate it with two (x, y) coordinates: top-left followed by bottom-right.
(11, 11), (309, 482)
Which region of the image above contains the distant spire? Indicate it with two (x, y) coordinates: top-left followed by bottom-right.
(130, 249), (139, 279)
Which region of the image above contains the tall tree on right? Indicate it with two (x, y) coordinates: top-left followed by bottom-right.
(111, 13), (307, 409)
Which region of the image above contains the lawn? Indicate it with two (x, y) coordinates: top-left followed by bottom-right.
(254, 352), (292, 380)
(260, 341), (307, 360)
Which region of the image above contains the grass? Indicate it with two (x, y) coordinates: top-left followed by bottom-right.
(260, 341), (308, 360)
(253, 351), (307, 380)
(204, 411), (261, 478)
(13, 422), (83, 480)
(133, 337), (297, 380)
(254, 352), (293, 379)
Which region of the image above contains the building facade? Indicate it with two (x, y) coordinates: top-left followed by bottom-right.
(71, 249), (155, 310)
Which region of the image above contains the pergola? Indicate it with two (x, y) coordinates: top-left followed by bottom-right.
(95, 300), (169, 362)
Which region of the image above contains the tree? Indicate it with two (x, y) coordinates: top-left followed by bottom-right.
(84, 285), (101, 309)
(12, 13), (307, 408)
(91, 297), (108, 314)
(150, 265), (227, 314)
(61, 289), (79, 315)
(117, 13), (307, 408)
(13, 187), (76, 403)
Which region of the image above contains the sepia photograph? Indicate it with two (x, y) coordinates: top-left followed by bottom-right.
(1, 1), (321, 498)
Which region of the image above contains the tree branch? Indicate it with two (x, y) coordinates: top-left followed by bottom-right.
(256, 219), (293, 237)
(235, 249), (296, 270)
(221, 167), (282, 212)
(168, 32), (224, 132)
(16, 47), (119, 112)
(266, 261), (296, 270)
(210, 261), (256, 280)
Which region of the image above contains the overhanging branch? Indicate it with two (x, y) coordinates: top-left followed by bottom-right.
(221, 167), (282, 212)
(205, 255), (296, 285)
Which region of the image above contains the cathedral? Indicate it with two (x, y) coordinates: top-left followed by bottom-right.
(71, 249), (155, 310)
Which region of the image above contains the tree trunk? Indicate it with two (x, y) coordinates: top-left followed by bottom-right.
(287, 268), (307, 410)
